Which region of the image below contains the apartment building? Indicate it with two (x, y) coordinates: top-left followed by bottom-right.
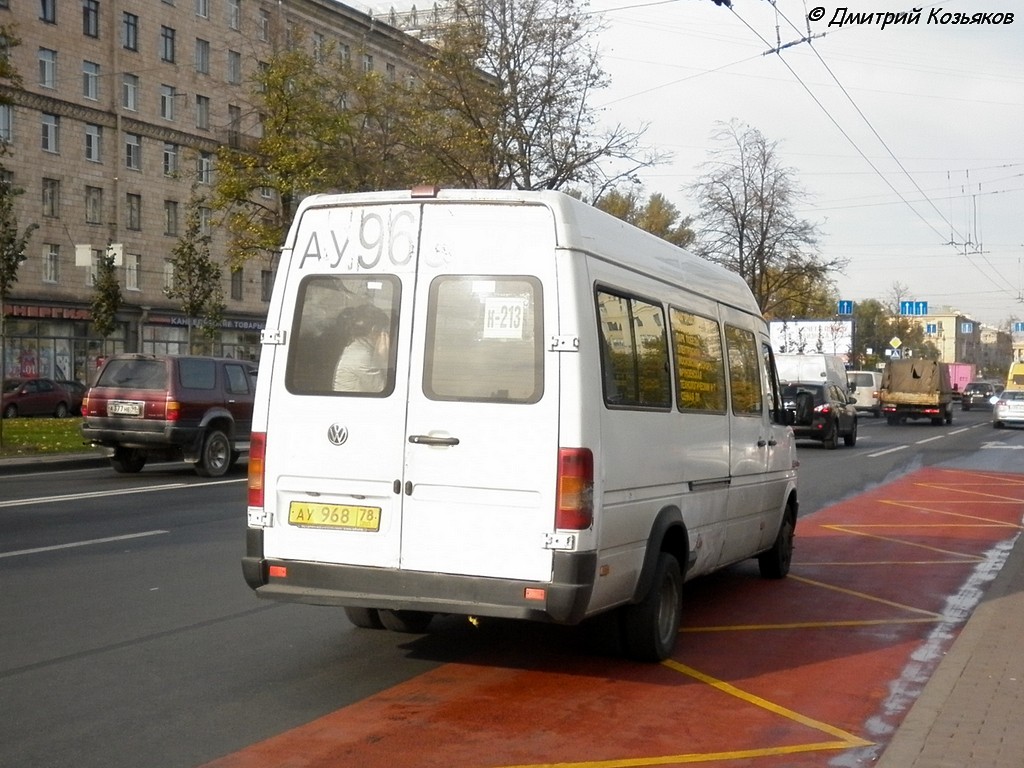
(0, 0), (428, 383)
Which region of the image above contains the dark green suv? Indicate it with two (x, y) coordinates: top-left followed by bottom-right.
(961, 381), (997, 411)
(81, 354), (256, 476)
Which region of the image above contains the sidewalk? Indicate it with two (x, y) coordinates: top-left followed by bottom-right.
(876, 527), (1024, 767)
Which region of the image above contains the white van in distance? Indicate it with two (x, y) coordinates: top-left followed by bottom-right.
(242, 187), (799, 661)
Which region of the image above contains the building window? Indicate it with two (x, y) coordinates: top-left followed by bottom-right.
(160, 26), (176, 63)
(122, 12), (139, 51)
(261, 270), (273, 302)
(83, 61), (101, 100)
(40, 0), (56, 24)
(42, 178), (60, 218)
(125, 253), (139, 291)
(160, 84), (176, 120)
(195, 95), (210, 129)
(228, 105), (241, 148)
(85, 186), (103, 224)
(386, 63), (396, 81)
(83, 0), (100, 37)
(163, 143), (178, 177)
(0, 104), (12, 143)
(195, 39), (210, 74)
(39, 49), (57, 89)
(197, 152), (213, 184)
(363, 54), (374, 73)
(227, 50), (242, 84)
(163, 259), (175, 292)
(85, 124), (102, 162)
(126, 193), (142, 230)
(199, 206), (213, 235)
(43, 244), (59, 284)
(258, 9), (270, 41)
(228, 0), (241, 31)
(41, 113), (60, 153)
(339, 43), (351, 65)
(231, 268), (243, 300)
(125, 133), (141, 170)
(87, 248), (104, 286)
(164, 200), (179, 235)
(122, 73), (139, 111)
(196, 0), (209, 18)
(313, 33), (325, 63)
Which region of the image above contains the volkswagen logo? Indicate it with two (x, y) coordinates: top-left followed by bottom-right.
(327, 424), (349, 446)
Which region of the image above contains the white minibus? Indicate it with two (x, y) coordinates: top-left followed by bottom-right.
(243, 187), (799, 661)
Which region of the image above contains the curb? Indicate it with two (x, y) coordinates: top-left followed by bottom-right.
(0, 451), (110, 473)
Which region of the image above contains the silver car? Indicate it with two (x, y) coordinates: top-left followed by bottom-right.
(992, 390), (1024, 428)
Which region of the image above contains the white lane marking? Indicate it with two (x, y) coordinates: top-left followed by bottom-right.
(868, 445), (908, 458)
(915, 435), (946, 445)
(0, 530), (169, 559)
(0, 478), (243, 509)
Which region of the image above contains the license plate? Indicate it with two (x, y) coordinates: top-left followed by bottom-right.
(288, 501), (381, 532)
(108, 400), (143, 416)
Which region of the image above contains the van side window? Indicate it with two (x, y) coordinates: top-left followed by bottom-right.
(423, 275), (542, 404)
(597, 289), (671, 409)
(669, 308), (726, 413)
(286, 275), (400, 396)
(762, 344), (786, 423)
(724, 325), (763, 416)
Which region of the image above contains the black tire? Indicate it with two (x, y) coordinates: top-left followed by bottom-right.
(110, 446), (147, 473)
(843, 419), (857, 447)
(886, 415), (898, 426)
(620, 552), (683, 662)
(344, 607), (384, 629)
(759, 506), (796, 579)
(3, 404), (16, 418)
(945, 408), (953, 425)
(196, 429), (231, 477)
(54, 402), (69, 418)
(378, 609), (433, 633)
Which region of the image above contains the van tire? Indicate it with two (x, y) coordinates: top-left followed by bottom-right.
(620, 552), (682, 662)
(823, 421), (839, 449)
(378, 609), (433, 633)
(759, 506), (796, 579)
(196, 429), (231, 477)
(110, 447), (147, 473)
(843, 420), (857, 447)
(344, 607), (384, 629)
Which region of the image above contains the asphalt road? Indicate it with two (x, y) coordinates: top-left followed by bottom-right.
(1, 407), (1021, 768)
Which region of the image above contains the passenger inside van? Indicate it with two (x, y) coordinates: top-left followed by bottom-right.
(332, 304), (391, 393)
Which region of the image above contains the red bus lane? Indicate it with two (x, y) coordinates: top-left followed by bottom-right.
(205, 467), (1024, 768)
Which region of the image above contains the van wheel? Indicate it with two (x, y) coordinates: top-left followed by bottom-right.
(378, 609), (433, 633)
(620, 552), (682, 662)
(759, 506), (796, 579)
(886, 415), (898, 426)
(196, 429), (231, 477)
(344, 607), (384, 629)
(111, 447), (147, 473)
(843, 420), (857, 447)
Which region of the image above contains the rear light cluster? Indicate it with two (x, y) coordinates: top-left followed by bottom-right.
(556, 448), (593, 530)
(248, 432), (266, 508)
(165, 398), (181, 421)
(813, 404), (832, 416)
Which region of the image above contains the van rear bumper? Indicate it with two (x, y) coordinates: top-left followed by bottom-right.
(242, 531), (597, 625)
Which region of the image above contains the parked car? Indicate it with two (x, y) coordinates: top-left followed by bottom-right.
(1, 377), (74, 418)
(782, 381), (858, 449)
(961, 381), (997, 411)
(993, 390), (1024, 429)
(847, 370), (883, 418)
(81, 354), (256, 476)
(56, 380), (87, 415)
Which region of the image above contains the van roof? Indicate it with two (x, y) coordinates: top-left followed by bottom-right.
(290, 189), (761, 317)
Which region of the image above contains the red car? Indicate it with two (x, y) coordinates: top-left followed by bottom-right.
(1, 377), (75, 418)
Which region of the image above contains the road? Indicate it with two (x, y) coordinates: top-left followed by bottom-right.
(1, 408), (1021, 768)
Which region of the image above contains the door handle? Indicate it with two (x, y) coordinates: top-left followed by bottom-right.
(408, 435), (460, 447)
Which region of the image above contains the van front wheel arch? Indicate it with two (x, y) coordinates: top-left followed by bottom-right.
(619, 552), (682, 662)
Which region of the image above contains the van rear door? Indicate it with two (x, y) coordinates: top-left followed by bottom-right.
(262, 200), (560, 583)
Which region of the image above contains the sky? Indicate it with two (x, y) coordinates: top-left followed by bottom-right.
(360, 0), (1024, 327)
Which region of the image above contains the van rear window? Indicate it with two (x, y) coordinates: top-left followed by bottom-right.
(287, 275), (400, 396)
(423, 276), (543, 404)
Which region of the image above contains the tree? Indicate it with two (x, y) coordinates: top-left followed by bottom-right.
(690, 120), (845, 317)
(165, 191), (225, 353)
(595, 189), (694, 248)
(404, 0), (663, 193)
(90, 246), (122, 340)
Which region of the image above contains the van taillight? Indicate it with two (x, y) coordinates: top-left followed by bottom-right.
(556, 448), (594, 530)
(248, 432), (266, 508)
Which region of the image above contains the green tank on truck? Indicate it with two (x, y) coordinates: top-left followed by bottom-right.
(879, 359), (953, 425)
